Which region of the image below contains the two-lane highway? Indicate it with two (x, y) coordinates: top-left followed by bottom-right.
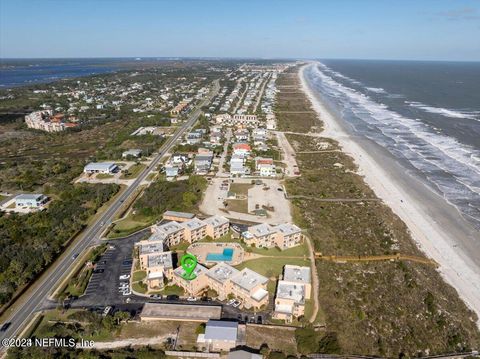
(0, 79), (220, 350)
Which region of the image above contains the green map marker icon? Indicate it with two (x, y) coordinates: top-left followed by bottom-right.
(180, 253), (198, 280)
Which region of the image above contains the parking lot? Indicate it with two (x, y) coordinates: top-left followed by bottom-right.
(74, 230), (149, 307)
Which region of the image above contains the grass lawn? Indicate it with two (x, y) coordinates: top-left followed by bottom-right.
(229, 183), (253, 196)
(108, 214), (154, 238)
(96, 173), (114, 179)
(248, 241), (309, 257)
(158, 284), (184, 296)
(235, 257), (310, 279)
(120, 163), (146, 179)
(226, 199), (248, 213)
(132, 270), (147, 282)
(132, 281), (148, 294)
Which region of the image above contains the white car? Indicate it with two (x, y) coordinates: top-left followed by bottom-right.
(122, 290), (131, 296)
(226, 299), (235, 306)
(232, 300), (241, 308)
(187, 297), (197, 302)
(102, 306), (112, 317)
(119, 274), (130, 280)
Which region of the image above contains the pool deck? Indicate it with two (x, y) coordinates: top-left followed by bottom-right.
(187, 242), (245, 266)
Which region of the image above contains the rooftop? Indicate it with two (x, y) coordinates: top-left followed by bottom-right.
(84, 162), (117, 171)
(180, 217), (207, 231)
(203, 215), (229, 228)
(15, 193), (46, 201)
(248, 223), (275, 237)
(274, 223), (301, 236)
(152, 221), (184, 239)
(276, 280), (306, 304)
(206, 262), (239, 284)
(147, 251), (173, 269)
(204, 320), (238, 341)
(174, 263), (208, 279)
(140, 303), (221, 321)
(163, 210), (195, 219)
(231, 268), (268, 291)
(283, 265), (311, 284)
(138, 240), (165, 255)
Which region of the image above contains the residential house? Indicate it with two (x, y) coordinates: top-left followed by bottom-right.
(232, 143), (251, 156)
(230, 154), (248, 176)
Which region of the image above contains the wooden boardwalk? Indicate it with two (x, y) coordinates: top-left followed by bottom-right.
(314, 252), (438, 267)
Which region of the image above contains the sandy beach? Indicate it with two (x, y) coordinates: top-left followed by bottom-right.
(299, 62), (480, 328)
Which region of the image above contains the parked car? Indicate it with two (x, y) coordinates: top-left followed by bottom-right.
(122, 290), (132, 296)
(102, 306), (112, 317)
(166, 295), (179, 301)
(232, 300), (241, 308)
(257, 315), (263, 324)
(226, 299), (235, 306)
(93, 269), (104, 274)
(201, 297), (212, 302)
(187, 297), (197, 302)
(150, 294), (162, 299)
(119, 274), (130, 280)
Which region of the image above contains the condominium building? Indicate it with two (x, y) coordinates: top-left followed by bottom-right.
(243, 222), (302, 250)
(180, 217), (207, 243)
(151, 214), (230, 247)
(273, 265), (311, 322)
(136, 238), (173, 290)
(230, 268), (269, 309)
(283, 264), (312, 298)
(274, 223), (303, 250)
(204, 215), (229, 239)
(151, 221), (185, 247)
(273, 280), (306, 322)
(205, 262), (239, 300)
(172, 264), (209, 296)
(25, 110), (78, 132)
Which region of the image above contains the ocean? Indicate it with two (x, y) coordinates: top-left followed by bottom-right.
(0, 58), (128, 88)
(304, 60), (480, 230)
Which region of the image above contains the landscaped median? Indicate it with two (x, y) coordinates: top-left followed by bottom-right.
(57, 244), (107, 300)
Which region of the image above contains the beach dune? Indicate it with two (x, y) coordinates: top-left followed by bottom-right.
(299, 62), (480, 328)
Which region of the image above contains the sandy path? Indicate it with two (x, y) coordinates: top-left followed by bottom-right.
(299, 62), (480, 328)
(79, 334), (171, 349)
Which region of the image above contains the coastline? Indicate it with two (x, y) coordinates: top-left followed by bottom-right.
(299, 62), (480, 327)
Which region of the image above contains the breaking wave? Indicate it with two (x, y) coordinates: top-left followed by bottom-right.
(306, 62), (480, 228)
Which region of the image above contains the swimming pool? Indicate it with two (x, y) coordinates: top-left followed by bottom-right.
(206, 248), (234, 262)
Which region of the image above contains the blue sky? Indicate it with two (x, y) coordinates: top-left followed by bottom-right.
(1, 0), (479, 60)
